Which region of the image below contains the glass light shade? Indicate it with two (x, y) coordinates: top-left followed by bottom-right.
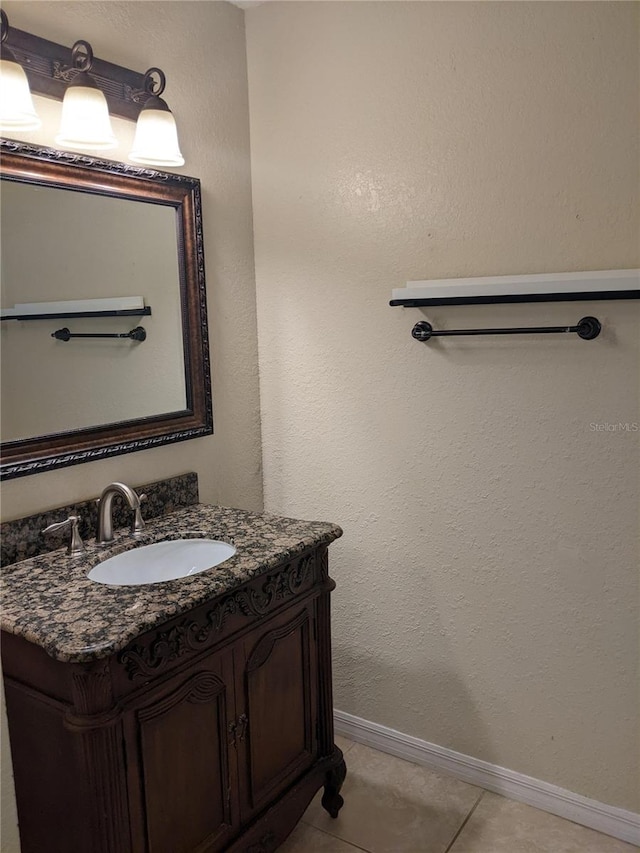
(129, 103), (184, 167)
(55, 81), (117, 151)
(0, 56), (41, 131)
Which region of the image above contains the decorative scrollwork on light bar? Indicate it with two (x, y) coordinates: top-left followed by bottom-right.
(4, 24), (152, 121)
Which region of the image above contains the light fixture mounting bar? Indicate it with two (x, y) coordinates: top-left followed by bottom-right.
(5, 27), (150, 121)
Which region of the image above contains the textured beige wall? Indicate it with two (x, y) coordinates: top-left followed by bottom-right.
(1, 3), (261, 849)
(246, 1), (639, 812)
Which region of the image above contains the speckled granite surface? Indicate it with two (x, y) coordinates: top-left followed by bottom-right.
(1, 503), (342, 663)
(1, 472), (199, 568)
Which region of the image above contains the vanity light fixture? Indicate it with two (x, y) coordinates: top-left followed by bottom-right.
(0, 24), (186, 166)
(0, 10), (41, 132)
(55, 39), (117, 151)
(129, 67), (184, 167)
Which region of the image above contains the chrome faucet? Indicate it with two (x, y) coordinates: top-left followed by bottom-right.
(96, 482), (146, 544)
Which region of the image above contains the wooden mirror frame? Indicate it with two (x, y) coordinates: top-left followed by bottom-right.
(0, 139), (213, 480)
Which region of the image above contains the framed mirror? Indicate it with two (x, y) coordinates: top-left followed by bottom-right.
(0, 139), (213, 480)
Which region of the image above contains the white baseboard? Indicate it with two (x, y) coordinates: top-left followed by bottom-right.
(334, 709), (640, 847)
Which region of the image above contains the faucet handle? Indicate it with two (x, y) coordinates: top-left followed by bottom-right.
(43, 514), (85, 556)
(132, 493), (147, 537)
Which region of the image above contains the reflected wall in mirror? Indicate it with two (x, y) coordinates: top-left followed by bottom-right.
(0, 139), (213, 479)
(2, 183), (186, 440)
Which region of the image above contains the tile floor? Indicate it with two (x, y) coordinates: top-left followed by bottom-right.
(280, 737), (639, 853)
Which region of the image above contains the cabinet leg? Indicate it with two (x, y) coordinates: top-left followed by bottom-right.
(321, 756), (346, 819)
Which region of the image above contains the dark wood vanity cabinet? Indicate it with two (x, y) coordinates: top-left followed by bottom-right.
(2, 545), (346, 853)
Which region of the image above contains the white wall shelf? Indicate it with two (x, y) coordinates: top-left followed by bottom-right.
(390, 269), (640, 307)
(1, 297), (151, 322)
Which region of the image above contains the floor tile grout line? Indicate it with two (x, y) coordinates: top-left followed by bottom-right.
(443, 790), (486, 853)
(301, 821), (374, 853)
(338, 739), (357, 758)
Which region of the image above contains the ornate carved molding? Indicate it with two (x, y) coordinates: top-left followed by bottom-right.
(193, 183), (213, 428)
(0, 138), (197, 183)
(138, 671), (224, 722)
(2, 427), (211, 479)
(319, 547), (329, 580)
(67, 660), (131, 850)
(65, 660), (122, 730)
(80, 725), (132, 852)
(70, 660), (113, 715)
(246, 608), (309, 672)
(322, 757), (347, 819)
(120, 555), (316, 680)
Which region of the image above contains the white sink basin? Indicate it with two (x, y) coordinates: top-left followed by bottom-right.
(88, 538), (236, 586)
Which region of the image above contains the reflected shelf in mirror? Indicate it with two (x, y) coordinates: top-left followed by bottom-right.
(2, 308), (151, 320)
(2, 296), (152, 321)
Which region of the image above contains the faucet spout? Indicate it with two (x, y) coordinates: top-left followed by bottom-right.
(96, 482), (145, 544)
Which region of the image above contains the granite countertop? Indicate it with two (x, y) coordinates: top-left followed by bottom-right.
(1, 504), (342, 664)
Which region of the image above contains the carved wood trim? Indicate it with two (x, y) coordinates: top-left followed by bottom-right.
(119, 555), (316, 680)
(315, 591), (336, 757)
(70, 660), (113, 715)
(64, 705), (123, 731)
(79, 724), (132, 852)
(319, 547), (329, 580)
(0, 138), (197, 182)
(137, 671), (225, 722)
(322, 755), (347, 819)
(246, 609), (309, 672)
(66, 660), (123, 730)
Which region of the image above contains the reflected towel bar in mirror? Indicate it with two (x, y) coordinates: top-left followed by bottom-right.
(52, 326), (147, 342)
(411, 317), (602, 342)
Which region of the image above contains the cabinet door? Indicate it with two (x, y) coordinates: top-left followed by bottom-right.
(236, 602), (318, 820)
(124, 649), (237, 853)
